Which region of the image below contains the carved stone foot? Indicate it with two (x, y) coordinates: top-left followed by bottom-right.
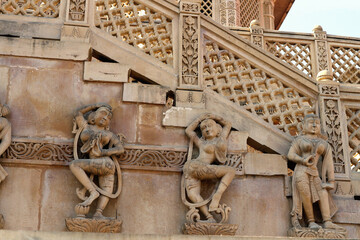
(0, 214), (4, 229)
(183, 222), (238, 235)
(288, 227), (347, 239)
(65, 218), (122, 233)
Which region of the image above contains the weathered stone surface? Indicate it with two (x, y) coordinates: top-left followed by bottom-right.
(228, 131), (248, 153)
(0, 67), (9, 104)
(288, 227), (347, 238)
(162, 107), (207, 127)
(123, 83), (169, 105)
(183, 222), (238, 235)
(39, 168), (80, 231)
(0, 37), (90, 61)
(65, 218), (122, 233)
(176, 90), (205, 108)
(84, 62), (129, 83)
(61, 26), (90, 43)
(244, 153), (287, 176)
(0, 167), (41, 230)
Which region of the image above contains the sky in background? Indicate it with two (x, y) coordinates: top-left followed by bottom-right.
(279, 0), (360, 38)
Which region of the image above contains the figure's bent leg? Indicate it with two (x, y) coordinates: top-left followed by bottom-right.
(209, 166), (235, 211)
(93, 174), (114, 218)
(318, 190), (343, 229)
(70, 160), (99, 206)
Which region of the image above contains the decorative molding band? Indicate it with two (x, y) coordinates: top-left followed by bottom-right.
(0, 139), (244, 174)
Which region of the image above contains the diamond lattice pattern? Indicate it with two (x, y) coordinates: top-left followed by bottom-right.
(0, 0), (59, 17)
(266, 41), (313, 77)
(95, 0), (173, 65)
(346, 108), (360, 167)
(331, 46), (360, 83)
(201, 0), (212, 17)
(203, 39), (316, 136)
(236, 0), (259, 27)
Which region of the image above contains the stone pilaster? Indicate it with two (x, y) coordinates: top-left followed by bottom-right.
(250, 20), (264, 49)
(219, 0), (236, 27)
(313, 25), (331, 76)
(317, 71), (351, 183)
(259, 0), (274, 30)
(179, 0), (202, 90)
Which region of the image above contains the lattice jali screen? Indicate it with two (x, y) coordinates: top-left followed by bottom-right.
(236, 0), (259, 27)
(201, 0), (212, 17)
(0, 0), (60, 17)
(95, 0), (173, 65)
(346, 108), (360, 168)
(331, 46), (360, 84)
(203, 39), (316, 136)
(266, 41), (313, 77)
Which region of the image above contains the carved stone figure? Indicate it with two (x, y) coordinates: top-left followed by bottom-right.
(66, 103), (124, 233)
(181, 113), (238, 235)
(287, 114), (346, 238)
(0, 103), (11, 229)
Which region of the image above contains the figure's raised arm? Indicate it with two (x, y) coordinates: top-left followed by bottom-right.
(210, 115), (231, 139)
(185, 113), (214, 146)
(75, 103), (112, 127)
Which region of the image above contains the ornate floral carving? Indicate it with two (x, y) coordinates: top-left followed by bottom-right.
(3, 141), (73, 162)
(68, 0), (86, 21)
(181, 15), (199, 85)
(184, 222), (238, 235)
(321, 85), (338, 95)
(288, 227), (346, 239)
(181, 3), (200, 13)
(251, 35), (263, 48)
(324, 99), (345, 174)
(317, 41), (329, 71)
(65, 218), (122, 233)
(118, 148), (187, 168)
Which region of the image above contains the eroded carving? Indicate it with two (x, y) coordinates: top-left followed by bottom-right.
(0, 103), (11, 229)
(321, 85), (338, 95)
(316, 41), (329, 71)
(181, 113), (238, 235)
(68, 0), (86, 21)
(181, 15), (199, 86)
(66, 103), (124, 232)
(181, 2), (200, 13)
(287, 114), (346, 237)
(65, 218), (122, 233)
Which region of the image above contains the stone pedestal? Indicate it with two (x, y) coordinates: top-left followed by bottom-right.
(183, 222), (238, 235)
(288, 227), (347, 239)
(65, 218), (122, 233)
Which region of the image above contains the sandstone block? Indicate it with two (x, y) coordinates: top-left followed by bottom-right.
(84, 62), (129, 83)
(244, 153), (287, 176)
(123, 83), (169, 105)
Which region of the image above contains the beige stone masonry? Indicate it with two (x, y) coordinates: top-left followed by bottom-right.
(176, 90), (205, 108)
(61, 26), (90, 43)
(162, 107), (207, 127)
(244, 152), (287, 176)
(84, 62), (129, 83)
(0, 37), (90, 61)
(228, 131), (249, 153)
(123, 83), (169, 105)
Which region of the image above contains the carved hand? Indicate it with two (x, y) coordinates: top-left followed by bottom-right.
(303, 155), (315, 167)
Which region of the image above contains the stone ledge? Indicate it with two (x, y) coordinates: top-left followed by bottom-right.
(0, 229), (330, 240)
(84, 62), (129, 83)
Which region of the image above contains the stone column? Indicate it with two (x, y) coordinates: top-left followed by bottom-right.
(259, 0), (274, 30)
(250, 20), (264, 49)
(219, 0), (236, 27)
(179, 0), (202, 90)
(313, 25), (331, 77)
(317, 71), (351, 184)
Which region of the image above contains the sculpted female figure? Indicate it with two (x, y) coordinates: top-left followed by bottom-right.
(288, 114), (342, 230)
(0, 104), (11, 183)
(70, 103), (124, 219)
(182, 113), (235, 223)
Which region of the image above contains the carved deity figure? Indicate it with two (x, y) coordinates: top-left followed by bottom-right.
(70, 103), (124, 219)
(182, 113), (235, 223)
(288, 114), (342, 230)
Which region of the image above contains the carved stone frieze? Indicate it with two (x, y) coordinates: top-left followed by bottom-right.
(0, 139), (244, 172)
(181, 2), (200, 13)
(321, 85), (339, 96)
(176, 90), (205, 108)
(323, 99), (345, 174)
(183, 222), (238, 235)
(61, 26), (90, 43)
(65, 218), (122, 233)
(288, 227), (346, 239)
(68, 0), (86, 21)
(316, 41), (329, 71)
(2, 140), (73, 163)
(181, 15), (200, 86)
